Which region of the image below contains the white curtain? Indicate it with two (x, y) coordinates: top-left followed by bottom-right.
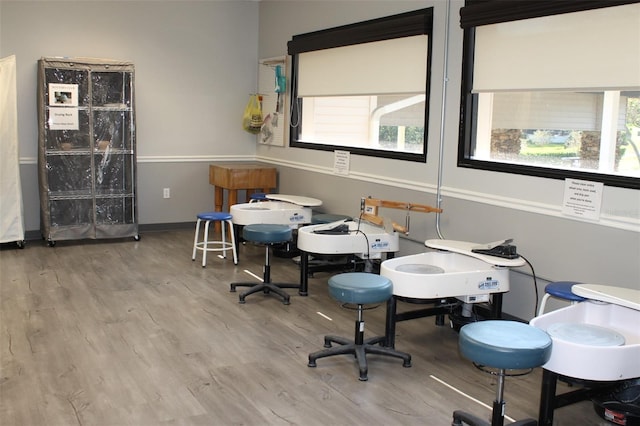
(0, 55), (25, 244)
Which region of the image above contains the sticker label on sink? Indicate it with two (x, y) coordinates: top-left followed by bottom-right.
(289, 213), (306, 222)
(478, 278), (499, 290)
(371, 239), (389, 250)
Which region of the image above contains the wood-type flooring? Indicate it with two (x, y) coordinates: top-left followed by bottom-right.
(0, 229), (610, 425)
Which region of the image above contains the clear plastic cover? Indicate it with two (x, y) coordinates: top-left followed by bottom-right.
(38, 57), (137, 241)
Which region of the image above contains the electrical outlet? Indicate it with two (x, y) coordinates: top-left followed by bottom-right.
(163, 188), (170, 199)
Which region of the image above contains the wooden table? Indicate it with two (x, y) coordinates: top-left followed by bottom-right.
(209, 163), (277, 230)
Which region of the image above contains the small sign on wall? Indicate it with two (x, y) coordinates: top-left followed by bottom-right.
(562, 178), (603, 221)
(334, 150), (350, 175)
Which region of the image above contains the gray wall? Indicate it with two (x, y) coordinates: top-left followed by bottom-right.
(2, 0), (638, 319)
(2, 0), (260, 228)
(255, 0), (640, 319)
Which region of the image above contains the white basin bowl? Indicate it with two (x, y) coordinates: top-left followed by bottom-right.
(230, 201), (313, 226)
(530, 300), (640, 381)
(381, 251), (510, 299)
(297, 220), (399, 256)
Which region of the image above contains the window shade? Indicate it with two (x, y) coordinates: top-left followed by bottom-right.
(459, 0), (637, 29)
(472, 3), (640, 92)
(297, 35), (428, 97)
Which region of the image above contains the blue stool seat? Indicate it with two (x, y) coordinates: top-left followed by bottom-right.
(459, 320), (552, 370)
(328, 272), (392, 305)
(545, 281), (585, 301)
(192, 211), (237, 267)
(243, 223), (291, 243)
(198, 211), (232, 222)
(453, 321), (552, 426)
(249, 192), (269, 202)
(308, 272), (411, 381)
(311, 213), (352, 224)
(538, 281), (586, 316)
(230, 224), (298, 304)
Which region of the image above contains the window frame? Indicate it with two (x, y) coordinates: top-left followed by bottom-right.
(458, 0), (640, 189)
(287, 8), (434, 163)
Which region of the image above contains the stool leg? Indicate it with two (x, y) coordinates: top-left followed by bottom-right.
(192, 218), (202, 262)
(354, 306), (369, 380)
(323, 335), (352, 347)
(263, 245), (271, 283)
(452, 410), (490, 426)
(309, 304), (411, 381)
(202, 220), (211, 267)
(231, 244), (292, 305)
(355, 306), (366, 346)
(221, 219), (227, 260)
(227, 220), (238, 264)
(491, 370), (506, 426)
(538, 293), (551, 316)
(355, 344), (368, 381)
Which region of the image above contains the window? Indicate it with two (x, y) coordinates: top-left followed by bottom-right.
(287, 8), (433, 162)
(459, 1), (640, 189)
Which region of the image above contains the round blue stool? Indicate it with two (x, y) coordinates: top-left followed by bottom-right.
(229, 224), (299, 305)
(192, 212), (237, 267)
(538, 281), (586, 316)
(452, 320), (552, 426)
(307, 272), (411, 381)
(249, 192), (269, 202)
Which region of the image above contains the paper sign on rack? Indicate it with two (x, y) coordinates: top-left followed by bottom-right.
(48, 107), (79, 130)
(48, 83), (78, 106)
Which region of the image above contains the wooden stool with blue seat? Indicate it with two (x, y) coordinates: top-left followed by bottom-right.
(229, 223), (299, 304)
(192, 211), (237, 267)
(452, 320), (552, 426)
(537, 281), (586, 316)
(307, 272), (411, 381)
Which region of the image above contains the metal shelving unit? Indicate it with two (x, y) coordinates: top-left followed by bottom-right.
(37, 57), (138, 245)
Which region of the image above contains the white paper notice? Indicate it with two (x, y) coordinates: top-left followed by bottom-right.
(334, 150), (350, 175)
(49, 83), (78, 106)
(49, 107), (79, 130)
(562, 178), (603, 220)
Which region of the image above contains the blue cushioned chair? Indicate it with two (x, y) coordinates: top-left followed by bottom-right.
(307, 272), (411, 381)
(229, 224), (299, 305)
(452, 320), (552, 426)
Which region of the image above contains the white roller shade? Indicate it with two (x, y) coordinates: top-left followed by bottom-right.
(297, 35), (428, 97)
(473, 3), (640, 92)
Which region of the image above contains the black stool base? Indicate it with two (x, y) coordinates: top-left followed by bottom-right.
(452, 410), (537, 426)
(308, 334), (411, 381)
(230, 281), (299, 305)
